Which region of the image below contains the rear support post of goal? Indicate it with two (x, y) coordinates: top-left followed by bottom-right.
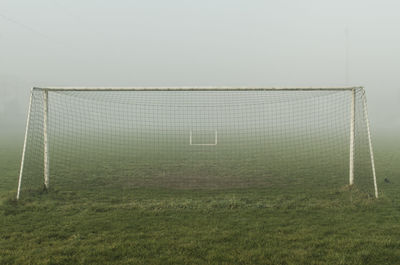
(43, 90), (49, 190)
(16, 89), (34, 200)
(349, 88), (356, 186)
(362, 89), (379, 198)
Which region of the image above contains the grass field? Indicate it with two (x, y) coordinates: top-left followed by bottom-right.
(1, 135), (400, 265)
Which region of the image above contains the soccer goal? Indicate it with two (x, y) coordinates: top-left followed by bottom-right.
(16, 87), (378, 199)
(190, 130), (218, 146)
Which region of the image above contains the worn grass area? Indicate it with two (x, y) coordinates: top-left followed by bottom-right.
(1, 136), (400, 264)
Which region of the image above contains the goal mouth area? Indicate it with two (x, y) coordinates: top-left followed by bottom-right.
(17, 86), (378, 199)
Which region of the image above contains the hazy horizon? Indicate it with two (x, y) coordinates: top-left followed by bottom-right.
(1, 0), (400, 136)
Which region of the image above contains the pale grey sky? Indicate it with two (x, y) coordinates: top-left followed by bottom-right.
(1, 0), (400, 133)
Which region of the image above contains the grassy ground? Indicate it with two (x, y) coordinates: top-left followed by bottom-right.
(1, 136), (400, 264)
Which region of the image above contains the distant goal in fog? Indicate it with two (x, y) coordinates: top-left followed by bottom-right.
(17, 87), (378, 199)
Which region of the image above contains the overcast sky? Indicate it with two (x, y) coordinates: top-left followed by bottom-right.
(1, 0), (400, 134)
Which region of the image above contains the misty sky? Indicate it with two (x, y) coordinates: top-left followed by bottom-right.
(1, 0), (400, 133)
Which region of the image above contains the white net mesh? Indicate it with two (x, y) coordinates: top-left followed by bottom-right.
(19, 88), (376, 198)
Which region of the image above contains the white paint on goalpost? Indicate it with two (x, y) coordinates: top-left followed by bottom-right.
(33, 87), (359, 91)
(349, 88), (356, 186)
(43, 90), (50, 190)
(362, 88), (379, 198)
(16, 88), (34, 200)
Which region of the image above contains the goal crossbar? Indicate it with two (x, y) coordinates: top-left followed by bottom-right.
(33, 86), (360, 92)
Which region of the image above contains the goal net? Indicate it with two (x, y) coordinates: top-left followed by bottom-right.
(17, 87), (378, 199)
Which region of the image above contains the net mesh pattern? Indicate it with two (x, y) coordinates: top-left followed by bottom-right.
(19, 88), (376, 197)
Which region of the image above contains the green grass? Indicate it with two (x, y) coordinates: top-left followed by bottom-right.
(1, 136), (400, 264)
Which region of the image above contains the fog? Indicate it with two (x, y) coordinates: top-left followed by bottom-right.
(1, 0), (400, 137)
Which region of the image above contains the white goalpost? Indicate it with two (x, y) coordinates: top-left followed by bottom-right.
(16, 86), (378, 199)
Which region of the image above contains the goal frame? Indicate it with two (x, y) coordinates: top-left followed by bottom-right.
(16, 86), (378, 199)
(190, 130), (218, 146)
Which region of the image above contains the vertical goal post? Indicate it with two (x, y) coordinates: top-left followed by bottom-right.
(16, 86), (379, 199)
(349, 88), (356, 186)
(43, 90), (49, 189)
